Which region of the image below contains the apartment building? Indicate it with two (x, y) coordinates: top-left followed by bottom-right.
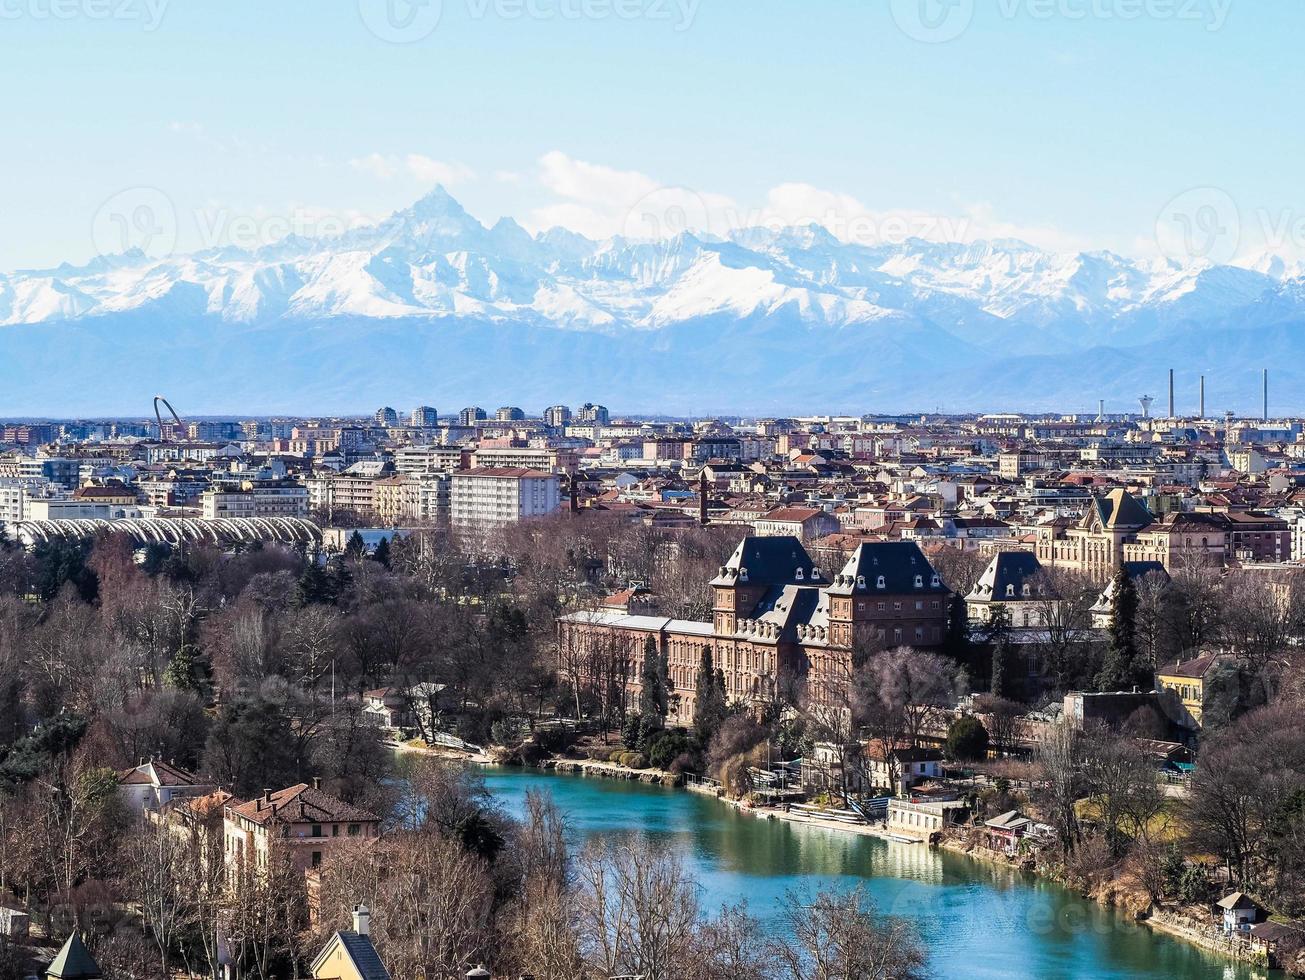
(202, 481), (309, 520)
(470, 445), (578, 474)
(451, 468), (561, 528)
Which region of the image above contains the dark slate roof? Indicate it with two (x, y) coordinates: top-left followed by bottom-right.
(311, 931), (392, 980)
(826, 541), (947, 596)
(749, 584), (823, 642)
(710, 536), (820, 587)
(966, 551), (1048, 602)
(1080, 488), (1153, 531)
(46, 934), (101, 979)
(338, 932), (392, 980)
(1121, 560), (1169, 582)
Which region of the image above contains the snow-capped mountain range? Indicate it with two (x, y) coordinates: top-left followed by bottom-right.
(4, 186), (1304, 416)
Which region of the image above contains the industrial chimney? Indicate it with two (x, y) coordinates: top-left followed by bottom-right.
(1169, 369), (1175, 418)
(1263, 368), (1269, 422)
(1199, 375), (1205, 419)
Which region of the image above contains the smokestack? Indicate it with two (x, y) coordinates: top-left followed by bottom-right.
(698, 471), (709, 527)
(1199, 376), (1205, 419)
(1169, 369), (1175, 419)
(1264, 368), (1269, 422)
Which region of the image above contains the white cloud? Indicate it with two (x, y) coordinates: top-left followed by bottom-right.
(527, 151), (735, 240)
(349, 153), (474, 185)
(405, 154), (474, 185)
(349, 152), (400, 180)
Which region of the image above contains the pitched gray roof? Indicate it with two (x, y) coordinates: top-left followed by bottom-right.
(966, 551), (1048, 602)
(310, 931), (391, 980)
(710, 536), (820, 587)
(46, 934), (101, 979)
(826, 541), (947, 596)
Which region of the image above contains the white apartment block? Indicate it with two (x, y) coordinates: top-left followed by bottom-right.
(451, 468), (561, 528)
(394, 445), (466, 474)
(202, 482), (309, 520)
(470, 446), (578, 475)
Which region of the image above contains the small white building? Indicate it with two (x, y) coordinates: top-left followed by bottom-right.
(116, 759), (214, 815)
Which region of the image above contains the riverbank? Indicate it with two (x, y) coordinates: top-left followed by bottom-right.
(527, 757), (1266, 972)
(481, 766), (1264, 980)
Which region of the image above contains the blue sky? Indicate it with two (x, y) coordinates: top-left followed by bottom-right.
(3, 0), (1302, 269)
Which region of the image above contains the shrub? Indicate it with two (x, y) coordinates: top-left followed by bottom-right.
(946, 715), (990, 762)
(619, 752), (648, 769)
(647, 729), (698, 771)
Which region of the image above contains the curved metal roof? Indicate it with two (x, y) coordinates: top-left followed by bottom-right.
(10, 516), (321, 548)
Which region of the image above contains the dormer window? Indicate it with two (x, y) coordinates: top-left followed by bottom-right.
(876, 575), (886, 589)
(795, 568), (804, 581)
(914, 575), (923, 588)
(856, 575), (866, 589)
(931, 574), (940, 587)
(1022, 584), (1031, 597)
(1006, 585), (1015, 597)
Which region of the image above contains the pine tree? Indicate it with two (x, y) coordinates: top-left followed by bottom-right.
(986, 605), (1012, 699)
(636, 636), (668, 720)
(371, 535), (392, 569)
(344, 530), (366, 559)
(1096, 567), (1140, 691)
(692, 646), (727, 741)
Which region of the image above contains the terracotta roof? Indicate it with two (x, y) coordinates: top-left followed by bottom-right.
(1157, 652), (1223, 679)
(227, 784), (380, 827)
(117, 759), (205, 788)
(761, 506), (826, 523)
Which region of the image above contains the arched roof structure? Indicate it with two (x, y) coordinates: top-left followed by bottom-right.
(10, 517), (321, 549)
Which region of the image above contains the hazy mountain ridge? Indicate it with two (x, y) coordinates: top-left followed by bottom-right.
(2, 186), (1302, 415)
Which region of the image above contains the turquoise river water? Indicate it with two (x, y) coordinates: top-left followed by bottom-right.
(481, 768), (1276, 980)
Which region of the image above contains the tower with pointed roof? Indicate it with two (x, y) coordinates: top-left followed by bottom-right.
(46, 934), (101, 980)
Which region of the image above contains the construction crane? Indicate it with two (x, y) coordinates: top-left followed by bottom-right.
(153, 395), (183, 443)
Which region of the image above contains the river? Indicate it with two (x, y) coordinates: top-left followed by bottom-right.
(480, 768), (1275, 980)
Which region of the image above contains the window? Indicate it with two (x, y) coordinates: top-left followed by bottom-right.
(878, 601), (886, 611)
(332, 824), (339, 837)
(876, 575), (886, 588)
(915, 600), (923, 611)
(311, 851), (322, 868)
(914, 574), (923, 588)
(348, 824), (361, 837)
(311, 823), (322, 837)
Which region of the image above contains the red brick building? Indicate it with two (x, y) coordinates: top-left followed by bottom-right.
(557, 535), (951, 720)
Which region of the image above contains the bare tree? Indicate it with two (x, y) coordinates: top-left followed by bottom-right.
(575, 840), (700, 980)
(769, 888), (928, 980)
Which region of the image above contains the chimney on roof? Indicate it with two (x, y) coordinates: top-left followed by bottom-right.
(352, 904), (370, 936)
(312, 776), (322, 790)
